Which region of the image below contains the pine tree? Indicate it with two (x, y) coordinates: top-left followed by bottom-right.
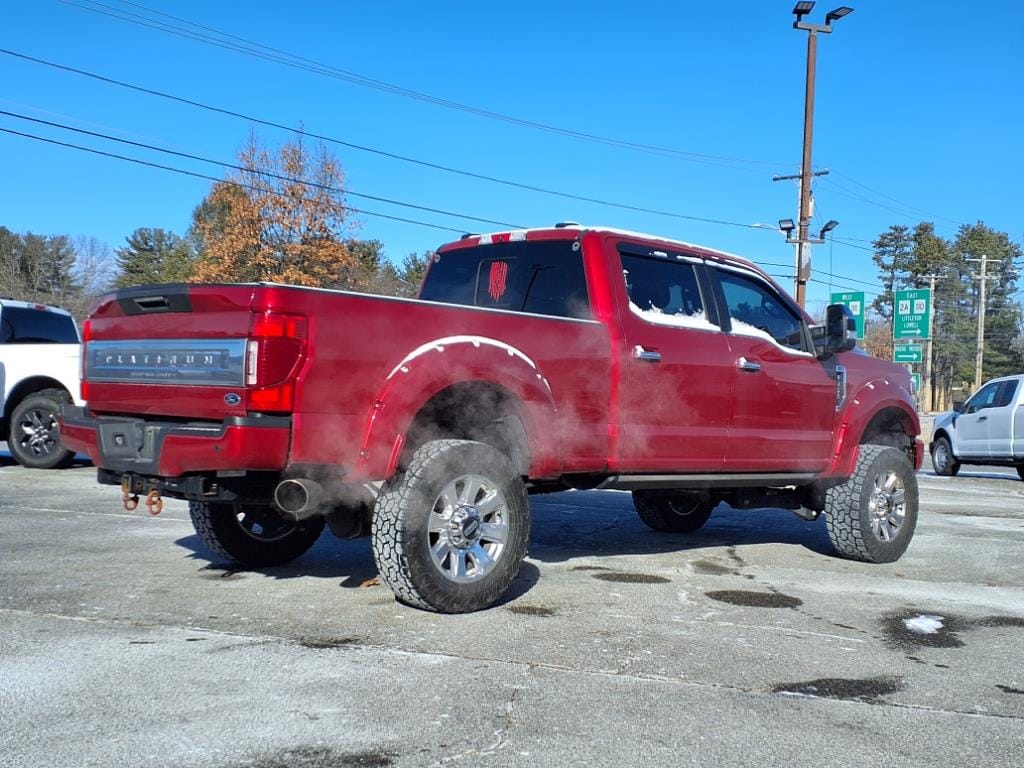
(115, 228), (194, 287)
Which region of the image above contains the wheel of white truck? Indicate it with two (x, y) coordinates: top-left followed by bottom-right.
(824, 444), (918, 563)
(372, 439), (530, 613)
(930, 436), (960, 476)
(7, 389), (74, 469)
(188, 501), (324, 567)
(632, 491), (714, 533)
(1017, 466), (1024, 482)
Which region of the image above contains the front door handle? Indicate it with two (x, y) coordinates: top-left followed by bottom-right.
(633, 345), (661, 363)
(737, 357), (762, 373)
(978, 415), (988, 422)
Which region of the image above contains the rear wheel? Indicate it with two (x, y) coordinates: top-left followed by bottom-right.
(1017, 466), (1024, 481)
(930, 436), (960, 476)
(632, 491), (714, 533)
(8, 389), (74, 469)
(825, 445), (918, 563)
(372, 439), (530, 613)
(188, 501), (324, 567)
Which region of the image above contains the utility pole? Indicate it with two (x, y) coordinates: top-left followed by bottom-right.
(924, 273), (938, 412)
(780, 3), (855, 308)
(773, 169), (829, 300)
(966, 254), (1000, 391)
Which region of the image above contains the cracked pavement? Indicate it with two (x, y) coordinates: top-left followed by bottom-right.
(2, 453), (1023, 767)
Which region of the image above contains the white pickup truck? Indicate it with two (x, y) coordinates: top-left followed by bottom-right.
(0, 298), (84, 468)
(930, 373), (1024, 480)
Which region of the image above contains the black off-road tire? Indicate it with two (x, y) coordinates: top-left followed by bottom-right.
(930, 436), (960, 476)
(8, 388), (75, 469)
(188, 501), (324, 567)
(825, 444), (919, 563)
(372, 439), (530, 613)
(1016, 466), (1024, 482)
(632, 491), (714, 533)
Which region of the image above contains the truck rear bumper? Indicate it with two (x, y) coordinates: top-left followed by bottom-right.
(59, 406), (291, 477)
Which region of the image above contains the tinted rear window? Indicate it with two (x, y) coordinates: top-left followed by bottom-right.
(419, 240), (590, 319)
(0, 306), (79, 343)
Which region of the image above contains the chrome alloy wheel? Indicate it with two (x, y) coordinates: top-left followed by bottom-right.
(868, 470), (906, 542)
(428, 473), (509, 583)
(933, 441), (951, 472)
(17, 406), (59, 458)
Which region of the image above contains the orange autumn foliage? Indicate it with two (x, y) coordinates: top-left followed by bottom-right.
(192, 134), (360, 287)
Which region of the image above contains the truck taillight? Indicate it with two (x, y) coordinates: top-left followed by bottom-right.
(245, 311), (308, 413)
(80, 319), (91, 401)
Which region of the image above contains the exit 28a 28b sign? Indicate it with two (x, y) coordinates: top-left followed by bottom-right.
(894, 289), (932, 339)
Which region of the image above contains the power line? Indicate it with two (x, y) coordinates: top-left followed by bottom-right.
(58, 0), (792, 171)
(0, 48), (778, 232)
(0, 125), (467, 234)
(831, 170), (960, 227)
(0, 109), (523, 229)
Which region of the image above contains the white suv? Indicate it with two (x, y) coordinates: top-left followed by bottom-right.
(0, 299), (84, 468)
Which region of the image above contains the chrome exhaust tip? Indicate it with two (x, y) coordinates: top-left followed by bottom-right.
(273, 478), (324, 520)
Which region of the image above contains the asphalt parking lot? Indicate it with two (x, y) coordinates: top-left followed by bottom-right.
(2, 450), (1023, 768)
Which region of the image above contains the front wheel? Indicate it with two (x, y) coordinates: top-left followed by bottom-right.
(8, 389), (75, 469)
(188, 501), (324, 567)
(632, 491), (714, 533)
(372, 439), (530, 613)
(930, 436), (960, 476)
(1017, 466), (1024, 482)
(825, 445), (919, 563)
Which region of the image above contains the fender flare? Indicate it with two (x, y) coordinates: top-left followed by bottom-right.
(353, 336), (560, 479)
(826, 378), (920, 478)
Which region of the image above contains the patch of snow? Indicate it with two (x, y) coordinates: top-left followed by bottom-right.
(904, 615), (944, 634)
(729, 318), (814, 357)
(628, 301), (719, 331)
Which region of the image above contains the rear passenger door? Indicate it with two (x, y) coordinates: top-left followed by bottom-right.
(710, 265), (837, 472)
(614, 247), (734, 471)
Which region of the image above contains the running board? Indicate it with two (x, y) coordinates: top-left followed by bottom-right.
(596, 473), (818, 491)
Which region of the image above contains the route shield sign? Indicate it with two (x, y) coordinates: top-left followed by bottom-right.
(893, 343), (923, 363)
(894, 288), (931, 339)
(830, 291), (865, 339)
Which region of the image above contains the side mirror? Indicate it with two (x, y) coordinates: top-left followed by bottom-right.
(952, 400), (965, 413)
(813, 304), (857, 358)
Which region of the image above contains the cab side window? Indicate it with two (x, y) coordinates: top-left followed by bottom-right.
(620, 254), (715, 330)
(716, 270), (806, 351)
(994, 380), (1019, 409)
(965, 382), (1000, 414)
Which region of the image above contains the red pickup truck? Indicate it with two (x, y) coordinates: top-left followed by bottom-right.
(62, 224), (923, 613)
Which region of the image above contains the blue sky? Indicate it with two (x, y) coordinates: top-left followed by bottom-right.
(3, 0), (1022, 313)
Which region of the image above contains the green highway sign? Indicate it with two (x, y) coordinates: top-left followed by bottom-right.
(830, 291), (865, 339)
(894, 288), (932, 339)
(893, 343), (923, 363)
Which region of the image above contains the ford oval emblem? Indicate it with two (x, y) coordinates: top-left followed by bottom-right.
(224, 393), (242, 406)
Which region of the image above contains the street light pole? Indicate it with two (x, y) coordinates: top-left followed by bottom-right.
(786, 3), (854, 308)
(795, 28), (818, 308)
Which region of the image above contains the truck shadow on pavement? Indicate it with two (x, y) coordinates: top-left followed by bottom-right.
(525, 490), (835, 562)
(174, 490), (834, 597)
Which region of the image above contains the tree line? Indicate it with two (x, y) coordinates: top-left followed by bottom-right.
(1, 133), (430, 318)
(865, 221), (1023, 403)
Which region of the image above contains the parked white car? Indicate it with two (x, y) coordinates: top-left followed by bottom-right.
(930, 373), (1024, 480)
(0, 298), (84, 468)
